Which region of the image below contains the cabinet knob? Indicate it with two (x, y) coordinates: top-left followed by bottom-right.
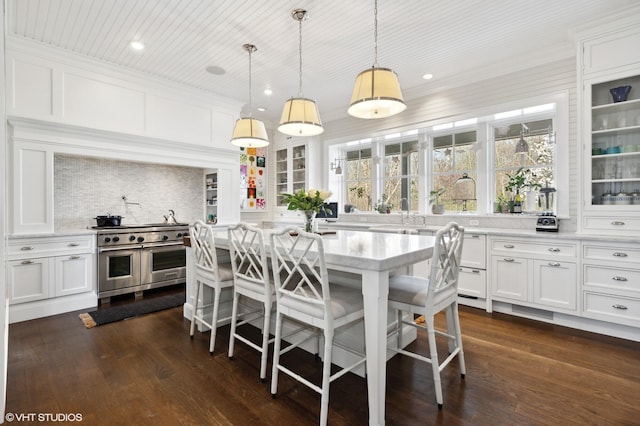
(20, 246), (34, 251)
(504, 244), (514, 249)
(612, 304), (628, 310)
(21, 260), (33, 265)
(548, 262), (561, 267)
(612, 252), (628, 257)
(548, 247), (560, 252)
(504, 258), (515, 262)
(611, 221), (625, 226)
(612, 276), (628, 282)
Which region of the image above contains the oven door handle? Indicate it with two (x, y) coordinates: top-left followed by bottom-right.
(99, 245), (143, 253)
(143, 242), (185, 249)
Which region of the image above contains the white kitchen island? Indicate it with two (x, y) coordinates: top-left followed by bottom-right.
(211, 229), (436, 426)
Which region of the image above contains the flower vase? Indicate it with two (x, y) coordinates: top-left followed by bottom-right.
(303, 210), (317, 233)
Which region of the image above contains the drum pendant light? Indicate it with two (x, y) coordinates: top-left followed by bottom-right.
(348, 0), (406, 119)
(231, 44), (269, 148)
(278, 9), (324, 137)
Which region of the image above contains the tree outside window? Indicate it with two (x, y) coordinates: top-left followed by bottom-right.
(345, 148), (372, 211)
(494, 119), (554, 211)
(432, 131), (478, 212)
(383, 141), (419, 212)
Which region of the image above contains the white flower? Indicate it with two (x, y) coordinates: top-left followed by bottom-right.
(318, 190), (332, 200)
(308, 189), (318, 198)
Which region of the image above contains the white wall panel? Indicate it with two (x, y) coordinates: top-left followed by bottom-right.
(62, 72), (145, 133)
(11, 59), (53, 117)
(146, 95), (211, 145)
(212, 110), (237, 148)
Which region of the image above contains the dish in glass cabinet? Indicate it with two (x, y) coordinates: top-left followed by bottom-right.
(610, 85), (632, 103)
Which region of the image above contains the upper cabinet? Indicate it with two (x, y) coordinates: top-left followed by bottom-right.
(578, 20), (640, 235)
(275, 143), (308, 207)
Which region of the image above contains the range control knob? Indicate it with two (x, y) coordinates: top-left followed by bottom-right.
(103, 237), (111, 243)
(176, 232), (183, 238)
(129, 235), (136, 242)
(137, 236), (145, 243)
(113, 236), (120, 242)
(162, 235), (169, 241)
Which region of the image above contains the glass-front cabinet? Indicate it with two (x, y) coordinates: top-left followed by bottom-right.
(205, 171), (218, 223)
(275, 144), (307, 206)
(587, 74), (640, 208)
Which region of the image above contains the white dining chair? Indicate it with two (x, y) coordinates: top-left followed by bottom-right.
(227, 223), (275, 381)
(269, 226), (366, 426)
(189, 220), (234, 354)
(387, 221), (466, 408)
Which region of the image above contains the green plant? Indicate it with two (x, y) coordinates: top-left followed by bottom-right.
(374, 194), (392, 213)
(504, 168), (527, 194)
(349, 186), (366, 199)
(429, 188), (446, 205)
(281, 188), (333, 214)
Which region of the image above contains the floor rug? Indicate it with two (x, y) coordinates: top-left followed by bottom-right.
(79, 293), (185, 328)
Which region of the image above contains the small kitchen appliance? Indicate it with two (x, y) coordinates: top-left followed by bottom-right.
(536, 213), (559, 232)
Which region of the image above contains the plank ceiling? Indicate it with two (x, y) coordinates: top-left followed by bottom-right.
(6, 0), (639, 124)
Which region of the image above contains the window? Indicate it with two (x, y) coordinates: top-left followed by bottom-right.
(494, 118), (554, 212)
(432, 130), (477, 211)
(383, 141), (419, 211)
(345, 148), (372, 211)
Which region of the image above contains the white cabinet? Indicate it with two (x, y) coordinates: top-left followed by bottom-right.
(10, 141), (54, 234)
(458, 234), (487, 307)
(275, 143), (307, 207)
(7, 234), (96, 323)
(582, 241), (640, 328)
(578, 24), (640, 236)
(490, 237), (578, 313)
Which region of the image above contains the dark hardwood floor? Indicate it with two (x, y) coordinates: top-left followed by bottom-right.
(7, 293), (640, 425)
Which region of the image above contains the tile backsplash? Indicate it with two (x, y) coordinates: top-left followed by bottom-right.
(54, 155), (203, 231)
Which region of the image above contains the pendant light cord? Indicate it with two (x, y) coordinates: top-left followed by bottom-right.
(373, 0), (379, 67)
(248, 45), (253, 115)
(298, 14), (303, 97)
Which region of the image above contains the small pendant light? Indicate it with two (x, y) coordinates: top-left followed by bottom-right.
(348, 0), (406, 119)
(231, 44), (269, 148)
(514, 123), (529, 153)
(278, 9), (324, 137)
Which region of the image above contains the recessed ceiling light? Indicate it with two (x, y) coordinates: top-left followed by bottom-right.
(130, 40), (145, 51)
(257, 107), (266, 112)
(264, 88), (273, 96)
(206, 65), (226, 75)
(422, 73), (434, 80)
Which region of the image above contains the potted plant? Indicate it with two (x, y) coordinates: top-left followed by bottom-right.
(495, 193), (508, 213)
(430, 188), (446, 214)
(374, 194), (393, 214)
(281, 188), (333, 232)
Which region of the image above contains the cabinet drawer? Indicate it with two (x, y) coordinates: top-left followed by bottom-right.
(583, 216), (640, 233)
(491, 239), (576, 258)
(583, 244), (640, 264)
(458, 267), (486, 298)
(8, 235), (94, 258)
(583, 291), (640, 327)
(584, 265), (640, 293)
(462, 234), (486, 269)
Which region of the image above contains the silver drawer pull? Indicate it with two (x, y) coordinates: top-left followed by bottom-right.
(612, 304), (628, 310)
(613, 252), (628, 257)
(68, 243), (79, 247)
(471, 235), (480, 239)
(504, 258), (515, 262)
(612, 276), (628, 282)
(69, 256), (81, 260)
(20, 246), (34, 251)
(548, 262), (561, 267)
(611, 221), (625, 226)
(548, 248), (560, 253)
(471, 269), (480, 274)
(504, 244), (514, 249)
(21, 260), (34, 265)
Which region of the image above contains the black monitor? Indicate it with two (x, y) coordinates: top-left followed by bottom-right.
(317, 202), (338, 220)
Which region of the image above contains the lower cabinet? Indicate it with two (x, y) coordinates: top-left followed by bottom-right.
(6, 234), (96, 323)
(582, 241), (640, 328)
(490, 237), (578, 314)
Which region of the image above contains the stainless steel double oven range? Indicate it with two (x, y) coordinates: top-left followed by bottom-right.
(94, 223), (188, 304)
